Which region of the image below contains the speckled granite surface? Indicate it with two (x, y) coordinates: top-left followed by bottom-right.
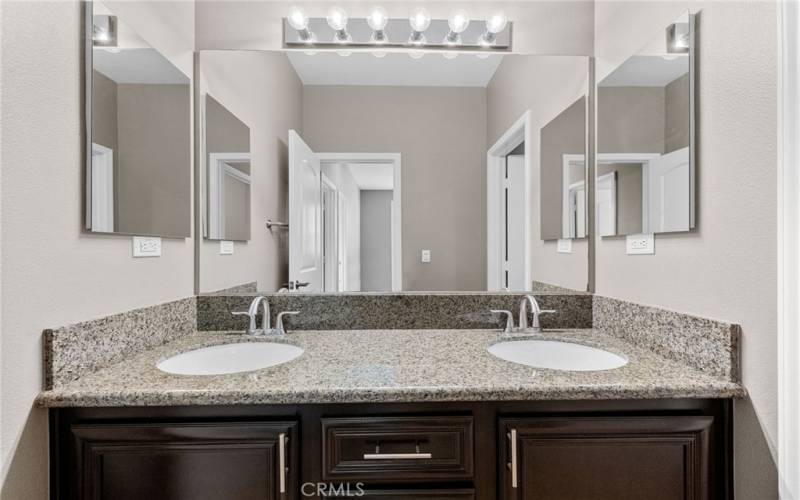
(197, 293), (593, 332)
(44, 297), (196, 390)
(593, 296), (741, 382)
(36, 329), (744, 407)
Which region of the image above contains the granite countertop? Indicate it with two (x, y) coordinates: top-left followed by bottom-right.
(37, 329), (744, 407)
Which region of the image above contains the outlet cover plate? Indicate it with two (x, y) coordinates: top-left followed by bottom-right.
(220, 240), (234, 255)
(626, 233), (655, 255)
(132, 236), (161, 257)
(421, 249), (431, 263)
(557, 239), (573, 254)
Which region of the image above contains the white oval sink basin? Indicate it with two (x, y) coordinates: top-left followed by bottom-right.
(488, 340), (628, 371)
(157, 342), (303, 375)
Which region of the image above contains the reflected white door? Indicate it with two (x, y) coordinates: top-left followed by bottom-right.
(288, 130), (322, 292)
(505, 155), (526, 290)
(597, 172), (617, 236)
(91, 143), (114, 232)
(647, 147), (690, 233)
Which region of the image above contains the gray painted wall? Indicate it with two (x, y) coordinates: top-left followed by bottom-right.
(303, 85), (487, 291)
(595, 2), (778, 497)
(360, 190), (393, 292)
(115, 83), (191, 237)
(540, 96), (586, 240)
(1, 2), (196, 498)
(487, 55), (590, 292)
(199, 50), (302, 293)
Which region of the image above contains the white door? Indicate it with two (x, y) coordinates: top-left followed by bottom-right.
(91, 143), (114, 232)
(647, 147), (690, 233)
(288, 130), (323, 291)
(505, 155), (526, 290)
(321, 175), (338, 292)
(597, 172), (618, 237)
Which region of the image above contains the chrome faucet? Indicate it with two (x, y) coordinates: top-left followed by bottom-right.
(231, 296), (271, 335)
(518, 295), (556, 333)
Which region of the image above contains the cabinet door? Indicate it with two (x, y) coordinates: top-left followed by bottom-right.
(71, 421), (298, 500)
(499, 417), (713, 500)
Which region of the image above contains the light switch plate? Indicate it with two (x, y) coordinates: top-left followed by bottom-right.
(626, 233), (655, 255)
(557, 239), (573, 254)
(220, 240), (234, 255)
(132, 236), (161, 257)
(421, 249), (431, 263)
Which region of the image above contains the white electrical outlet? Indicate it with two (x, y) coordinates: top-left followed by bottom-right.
(421, 249), (431, 263)
(557, 239), (573, 254)
(220, 240), (234, 255)
(132, 236), (161, 257)
(626, 233), (655, 255)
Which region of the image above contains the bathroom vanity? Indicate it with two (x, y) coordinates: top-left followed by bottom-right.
(42, 314), (742, 500)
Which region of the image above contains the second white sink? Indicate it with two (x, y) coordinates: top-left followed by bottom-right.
(488, 340), (628, 371)
(157, 342), (303, 375)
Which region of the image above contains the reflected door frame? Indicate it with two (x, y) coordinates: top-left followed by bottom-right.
(318, 152), (402, 292)
(487, 111), (532, 292)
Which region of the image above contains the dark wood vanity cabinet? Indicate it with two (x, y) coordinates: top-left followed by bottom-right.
(498, 417), (714, 500)
(69, 421), (299, 500)
(50, 400), (731, 500)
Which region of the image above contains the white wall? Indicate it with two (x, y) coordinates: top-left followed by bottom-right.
(0, 1), (195, 498)
(321, 163), (361, 291)
(594, 2), (778, 497)
(487, 55), (590, 292)
(198, 51), (302, 293)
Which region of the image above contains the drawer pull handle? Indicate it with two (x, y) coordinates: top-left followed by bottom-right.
(279, 433), (287, 494)
(363, 452), (433, 460)
(363, 442), (431, 460)
(508, 429), (518, 488)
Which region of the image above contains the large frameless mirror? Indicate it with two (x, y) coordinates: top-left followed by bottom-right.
(84, 1), (191, 237)
(596, 11), (695, 237)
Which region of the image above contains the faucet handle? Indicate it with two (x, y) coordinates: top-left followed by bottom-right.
(491, 310), (514, 334)
(275, 311), (300, 336)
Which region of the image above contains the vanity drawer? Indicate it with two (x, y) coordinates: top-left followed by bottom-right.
(321, 416), (474, 482)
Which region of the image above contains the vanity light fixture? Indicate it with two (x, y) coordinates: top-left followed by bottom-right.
(479, 12), (508, 46)
(287, 7), (315, 43)
(367, 6), (389, 44)
(283, 7), (511, 54)
(444, 9), (470, 46)
(408, 7), (431, 46)
(327, 6), (352, 44)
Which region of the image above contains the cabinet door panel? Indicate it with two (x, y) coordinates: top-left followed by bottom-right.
(499, 417), (713, 500)
(71, 421), (298, 500)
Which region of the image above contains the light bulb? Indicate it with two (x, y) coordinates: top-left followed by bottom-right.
(334, 32), (353, 44)
(287, 7), (309, 31)
(448, 9), (470, 33)
(486, 12), (507, 34)
(444, 33), (462, 46)
(326, 6), (348, 31)
(408, 32), (426, 46)
(409, 7), (431, 32)
(367, 6), (388, 31)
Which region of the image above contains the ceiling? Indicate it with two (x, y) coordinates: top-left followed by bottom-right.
(599, 55), (689, 87)
(346, 163), (394, 190)
(287, 52), (504, 87)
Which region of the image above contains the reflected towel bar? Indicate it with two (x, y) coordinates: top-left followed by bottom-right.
(266, 220), (289, 229)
